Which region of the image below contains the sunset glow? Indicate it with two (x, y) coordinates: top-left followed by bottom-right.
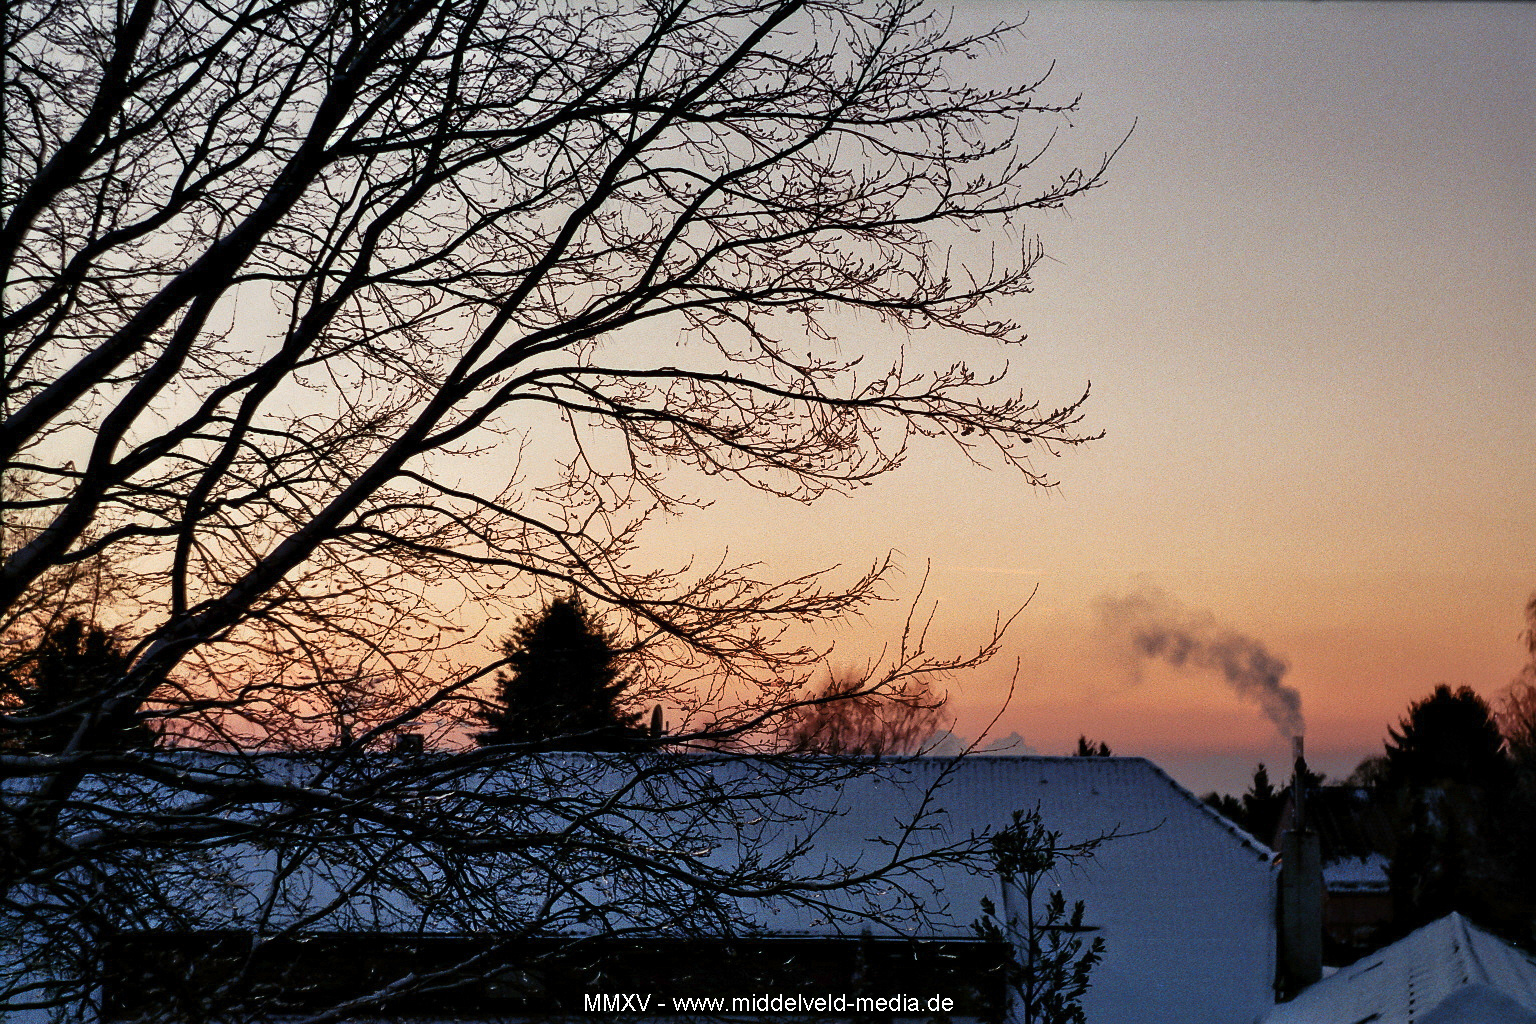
(626, 2), (1536, 795)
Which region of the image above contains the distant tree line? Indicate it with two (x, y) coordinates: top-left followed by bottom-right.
(1072, 736), (1112, 757)
(1202, 591), (1536, 950)
(1200, 762), (1305, 850)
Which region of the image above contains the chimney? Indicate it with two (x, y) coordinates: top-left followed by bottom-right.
(393, 732), (424, 757)
(1277, 736), (1322, 997)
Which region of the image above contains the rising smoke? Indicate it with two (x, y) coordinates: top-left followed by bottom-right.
(1096, 589), (1304, 739)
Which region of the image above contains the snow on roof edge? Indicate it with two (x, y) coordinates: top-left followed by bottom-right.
(1124, 755), (1278, 865)
(893, 753), (1279, 865)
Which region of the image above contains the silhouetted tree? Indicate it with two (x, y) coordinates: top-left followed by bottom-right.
(972, 808), (1107, 1024)
(1495, 593), (1536, 940)
(1385, 685), (1508, 792)
(1197, 761), (1319, 849)
(1383, 684), (1516, 937)
(1344, 754), (1391, 792)
(0, 0), (1113, 1016)
(1201, 791), (1245, 825)
(0, 617), (151, 754)
(1072, 736), (1111, 757)
(778, 668), (946, 756)
(1498, 592), (1536, 768)
(1241, 764), (1286, 846)
(475, 596), (642, 751)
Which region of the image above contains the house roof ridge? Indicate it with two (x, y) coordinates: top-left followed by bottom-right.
(1133, 755), (1277, 864)
(1448, 911), (1506, 991)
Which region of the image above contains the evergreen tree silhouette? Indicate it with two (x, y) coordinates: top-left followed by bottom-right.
(1384, 684), (1514, 935)
(1240, 764), (1286, 846)
(0, 617), (153, 754)
(475, 596), (643, 751)
(1072, 736), (1111, 757)
(1385, 684), (1508, 791)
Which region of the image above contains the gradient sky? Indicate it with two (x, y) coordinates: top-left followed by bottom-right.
(193, 2), (1531, 795)
(638, 2), (1536, 795)
(18, 2), (1530, 797)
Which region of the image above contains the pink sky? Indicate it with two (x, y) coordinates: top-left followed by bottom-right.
(627, 2), (1535, 795)
(390, 3), (1536, 798)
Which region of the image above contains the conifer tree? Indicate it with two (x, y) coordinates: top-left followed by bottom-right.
(0, 617), (152, 755)
(1071, 736), (1111, 757)
(475, 596), (642, 751)
(1383, 684), (1514, 935)
(1385, 685), (1508, 792)
(1240, 764), (1285, 846)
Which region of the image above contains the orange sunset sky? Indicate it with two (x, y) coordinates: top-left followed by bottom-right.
(631, 2), (1535, 795)
(189, 2), (1533, 796)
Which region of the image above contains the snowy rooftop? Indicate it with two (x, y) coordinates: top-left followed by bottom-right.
(1321, 854), (1389, 894)
(831, 754), (1278, 865)
(1265, 913), (1536, 1024)
(32, 752), (1279, 1024)
(668, 754), (1280, 937)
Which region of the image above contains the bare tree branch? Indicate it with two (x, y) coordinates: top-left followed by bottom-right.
(0, 0), (1113, 1016)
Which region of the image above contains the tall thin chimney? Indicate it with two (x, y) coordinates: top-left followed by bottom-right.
(1291, 736), (1306, 832)
(1277, 734), (1322, 998)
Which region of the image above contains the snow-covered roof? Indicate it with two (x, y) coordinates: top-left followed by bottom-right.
(1266, 913), (1536, 1024)
(766, 756), (1278, 1024)
(825, 754), (1278, 866)
(1322, 854), (1390, 894)
(30, 753), (1277, 1024)
(664, 754), (1278, 936)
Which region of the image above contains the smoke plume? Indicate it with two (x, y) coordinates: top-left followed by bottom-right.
(1096, 589), (1304, 739)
